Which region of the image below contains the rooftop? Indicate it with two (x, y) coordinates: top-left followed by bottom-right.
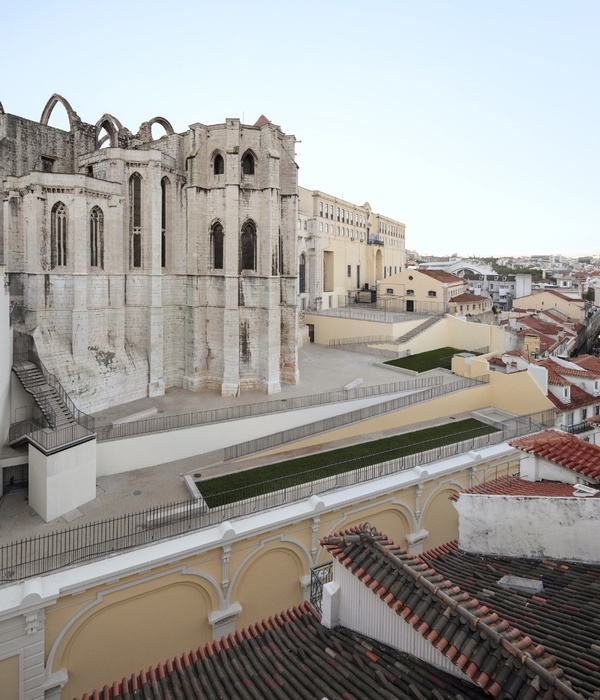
(77, 602), (490, 700)
(322, 524), (600, 700)
(510, 429), (600, 480)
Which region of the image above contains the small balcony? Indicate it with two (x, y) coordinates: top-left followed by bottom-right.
(560, 421), (594, 435)
(367, 237), (384, 246)
(309, 561), (333, 615)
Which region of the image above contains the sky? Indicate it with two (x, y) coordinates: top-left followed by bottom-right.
(2, 0), (599, 258)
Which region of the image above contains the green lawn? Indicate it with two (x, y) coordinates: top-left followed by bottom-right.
(384, 347), (475, 372)
(198, 418), (498, 507)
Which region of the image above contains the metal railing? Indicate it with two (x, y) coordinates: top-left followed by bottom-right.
(95, 375), (443, 442)
(8, 419), (95, 454)
(310, 562), (334, 615)
(560, 421), (594, 435)
(0, 409), (556, 583)
(224, 376), (489, 460)
(11, 330), (95, 451)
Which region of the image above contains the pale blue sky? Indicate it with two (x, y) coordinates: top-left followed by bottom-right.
(3, 0), (598, 257)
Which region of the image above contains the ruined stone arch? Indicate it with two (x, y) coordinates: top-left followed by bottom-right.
(147, 116), (174, 137)
(95, 113), (123, 149)
(40, 93), (81, 130)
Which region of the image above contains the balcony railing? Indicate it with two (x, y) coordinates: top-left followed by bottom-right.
(367, 237), (384, 246)
(310, 562), (334, 615)
(560, 421), (594, 435)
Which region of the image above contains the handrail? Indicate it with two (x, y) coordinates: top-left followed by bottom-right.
(0, 408), (556, 583)
(95, 375), (443, 442)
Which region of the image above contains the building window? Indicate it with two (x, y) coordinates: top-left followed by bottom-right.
(347, 264), (351, 277)
(582, 408), (588, 420)
(213, 153), (224, 175)
(241, 151), (255, 175)
(299, 254), (306, 293)
(387, 288), (394, 294)
(337, 207), (340, 221)
(240, 221), (257, 271)
(41, 156), (54, 172)
(51, 201), (68, 268)
(406, 289), (414, 295)
(161, 177), (169, 268)
(89, 206), (104, 268)
(319, 222), (323, 232)
(211, 222), (224, 270)
(325, 203), (329, 216)
(319, 202), (323, 217)
(129, 172), (142, 268)
(428, 290), (437, 297)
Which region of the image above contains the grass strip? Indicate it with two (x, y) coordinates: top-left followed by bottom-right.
(384, 347), (475, 372)
(198, 418), (498, 507)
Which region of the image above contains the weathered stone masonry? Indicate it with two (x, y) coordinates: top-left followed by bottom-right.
(1, 95), (299, 412)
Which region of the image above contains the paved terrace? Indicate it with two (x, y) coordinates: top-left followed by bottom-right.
(0, 344), (468, 544)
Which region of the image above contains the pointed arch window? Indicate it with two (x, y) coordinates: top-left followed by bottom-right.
(241, 151), (255, 175)
(90, 206), (104, 268)
(299, 254), (306, 294)
(51, 202), (68, 268)
(129, 172), (142, 268)
(240, 221), (257, 271)
(213, 153), (224, 175)
(161, 176), (169, 268)
(211, 222), (224, 270)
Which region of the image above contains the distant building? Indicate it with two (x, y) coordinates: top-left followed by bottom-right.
(297, 187), (405, 312)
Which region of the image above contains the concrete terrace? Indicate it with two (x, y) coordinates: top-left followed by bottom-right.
(0, 343), (467, 544)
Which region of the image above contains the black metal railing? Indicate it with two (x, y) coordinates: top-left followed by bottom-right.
(11, 329), (95, 452)
(95, 376), (443, 442)
(310, 561), (334, 615)
(0, 408), (556, 583)
(224, 376), (491, 460)
(560, 421), (594, 435)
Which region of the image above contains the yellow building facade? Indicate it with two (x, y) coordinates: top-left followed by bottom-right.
(297, 187), (405, 311)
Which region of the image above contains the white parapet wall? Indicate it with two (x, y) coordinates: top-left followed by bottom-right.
(456, 493), (600, 563)
(28, 439), (97, 522)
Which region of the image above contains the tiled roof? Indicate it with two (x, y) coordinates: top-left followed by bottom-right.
(518, 317), (562, 336)
(540, 359), (600, 380)
(418, 268), (465, 284)
(544, 367), (571, 386)
(546, 384), (599, 413)
(322, 525), (590, 700)
(488, 357), (507, 367)
(253, 114), (271, 127)
(77, 602), (490, 700)
(450, 292), (491, 303)
(572, 355), (600, 374)
(419, 541), (600, 700)
(547, 290), (584, 303)
(453, 474), (600, 499)
(510, 429), (600, 480)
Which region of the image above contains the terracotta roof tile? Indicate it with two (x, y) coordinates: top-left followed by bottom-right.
(77, 601), (492, 700)
(510, 429), (600, 480)
(321, 524), (600, 700)
(450, 292), (491, 303)
(253, 114), (271, 127)
(546, 383), (600, 412)
(418, 268), (465, 284)
(453, 474), (600, 499)
(322, 524), (577, 700)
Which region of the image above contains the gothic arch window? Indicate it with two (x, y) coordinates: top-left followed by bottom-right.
(241, 151), (255, 176)
(240, 221), (257, 272)
(299, 253), (306, 293)
(129, 172), (142, 268)
(51, 201), (68, 268)
(211, 221), (224, 270)
(213, 153), (224, 175)
(90, 206), (104, 268)
(161, 176), (169, 268)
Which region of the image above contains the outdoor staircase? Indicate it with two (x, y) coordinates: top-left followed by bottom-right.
(12, 361), (77, 430)
(391, 314), (444, 345)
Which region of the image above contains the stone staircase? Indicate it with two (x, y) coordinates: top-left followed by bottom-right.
(390, 314), (445, 345)
(12, 361), (77, 430)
